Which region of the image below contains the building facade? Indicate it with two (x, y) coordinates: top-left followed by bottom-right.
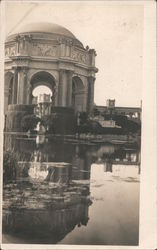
(4, 23), (98, 131)
(95, 99), (142, 122)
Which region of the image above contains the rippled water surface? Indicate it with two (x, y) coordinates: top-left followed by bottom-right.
(3, 135), (140, 245)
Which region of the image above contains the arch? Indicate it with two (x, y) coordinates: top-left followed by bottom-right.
(30, 71), (56, 104)
(72, 76), (85, 112)
(4, 72), (14, 114)
(30, 71), (56, 91)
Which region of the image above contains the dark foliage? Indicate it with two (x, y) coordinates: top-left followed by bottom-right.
(77, 113), (141, 135)
(21, 114), (41, 132)
(3, 150), (18, 181)
(77, 120), (102, 134)
(93, 108), (100, 116)
(79, 112), (88, 125)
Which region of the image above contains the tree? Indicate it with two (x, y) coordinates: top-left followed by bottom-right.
(79, 112), (88, 125)
(21, 114), (41, 132)
(114, 115), (140, 134)
(93, 108), (100, 116)
(125, 119), (140, 134)
(114, 115), (128, 129)
(87, 120), (102, 134)
(41, 114), (57, 133)
(3, 150), (18, 181)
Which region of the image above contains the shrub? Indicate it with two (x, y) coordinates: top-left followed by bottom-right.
(3, 150), (18, 181)
(21, 114), (41, 132)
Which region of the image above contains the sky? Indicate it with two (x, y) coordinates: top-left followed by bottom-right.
(32, 86), (52, 98)
(4, 1), (144, 107)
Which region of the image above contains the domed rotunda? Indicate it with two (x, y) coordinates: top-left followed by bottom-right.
(4, 22), (98, 132)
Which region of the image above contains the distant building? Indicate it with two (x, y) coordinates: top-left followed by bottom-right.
(106, 99), (115, 109)
(33, 94), (52, 117)
(92, 115), (120, 128)
(95, 99), (142, 122)
(34, 103), (52, 117)
(39, 94), (51, 103)
(32, 96), (38, 104)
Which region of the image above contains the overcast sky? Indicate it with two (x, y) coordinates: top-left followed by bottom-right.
(4, 1), (143, 107)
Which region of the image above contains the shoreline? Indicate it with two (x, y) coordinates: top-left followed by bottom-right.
(3, 132), (141, 147)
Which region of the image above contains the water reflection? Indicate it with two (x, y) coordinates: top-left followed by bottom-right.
(3, 134), (140, 245)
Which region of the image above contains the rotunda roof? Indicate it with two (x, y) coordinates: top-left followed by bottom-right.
(7, 22), (76, 39)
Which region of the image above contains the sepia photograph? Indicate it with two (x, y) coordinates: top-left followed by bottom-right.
(0, 0), (156, 249)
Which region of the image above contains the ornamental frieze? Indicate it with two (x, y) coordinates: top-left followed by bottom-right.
(57, 37), (73, 45)
(31, 43), (57, 57)
(5, 45), (16, 57)
(71, 48), (88, 64)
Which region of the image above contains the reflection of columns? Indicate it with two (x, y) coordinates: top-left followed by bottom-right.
(66, 70), (73, 107)
(84, 151), (92, 179)
(87, 76), (95, 113)
(106, 162), (113, 172)
(12, 68), (18, 104)
(17, 68), (27, 104)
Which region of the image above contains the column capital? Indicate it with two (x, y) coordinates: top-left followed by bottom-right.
(11, 66), (28, 72)
(66, 69), (74, 72)
(66, 69), (74, 77)
(88, 76), (96, 82)
(20, 67), (29, 76)
(11, 66), (19, 71)
(58, 68), (66, 73)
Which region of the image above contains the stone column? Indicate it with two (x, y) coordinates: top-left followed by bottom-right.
(53, 82), (58, 106)
(17, 67), (27, 104)
(58, 69), (68, 106)
(87, 76), (95, 114)
(23, 68), (28, 104)
(28, 85), (33, 105)
(58, 69), (64, 106)
(66, 70), (73, 107)
(12, 68), (18, 104)
(62, 70), (67, 107)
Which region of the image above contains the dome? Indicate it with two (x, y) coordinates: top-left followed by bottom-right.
(7, 22), (76, 39)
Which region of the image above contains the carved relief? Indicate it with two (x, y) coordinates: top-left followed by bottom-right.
(5, 45), (16, 57)
(71, 48), (88, 64)
(5, 35), (33, 57)
(32, 43), (57, 57)
(57, 37), (73, 45)
(16, 35), (32, 55)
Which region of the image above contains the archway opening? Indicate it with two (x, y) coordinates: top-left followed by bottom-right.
(30, 71), (56, 105)
(32, 85), (53, 104)
(72, 76), (85, 112)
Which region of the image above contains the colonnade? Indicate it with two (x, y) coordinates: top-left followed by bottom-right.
(5, 67), (95, 114)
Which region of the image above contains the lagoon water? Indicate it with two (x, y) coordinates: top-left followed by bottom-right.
(3, 134), (140, 245)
